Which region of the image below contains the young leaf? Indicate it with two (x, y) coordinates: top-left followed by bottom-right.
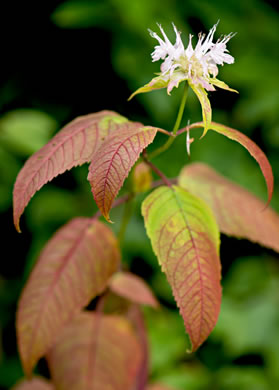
(47, 312), (143, 390)
(128, 75), (169, 100)
(187, 121), (274, 205)
(17, 218), (120, 376)
(13, 110), (128, 232)
(109, 271), (159, 308)
(142, 186), (221, 352)
(179, 163), (279, 252)
(188, 82), (211, 137)
(11, 377), (54, 390)
(88, 125), (158, 221)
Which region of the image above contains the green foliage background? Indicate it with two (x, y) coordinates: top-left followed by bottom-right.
(0, 0), (279, 389)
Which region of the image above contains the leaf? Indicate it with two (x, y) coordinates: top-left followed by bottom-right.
(178, 163), (279, 252)
(0, 109), (57, 156)
(17, 218), (120, 376)
(88, 124), (158, 221)
(47, 312), (143, 390)
(13, 110), (128, 232)
(142, 185), (221, 352)
(11, 377), (54, 390)
(109, 271), (159, 308)
(188, 121), (274, 205)
(210, 78), (238, 93)
(128, 75), (169, 100)
(127, 306), (149, 390)
(188, 82), (211, 137)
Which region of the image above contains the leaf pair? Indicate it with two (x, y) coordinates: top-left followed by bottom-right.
(13, 111), (158, 230)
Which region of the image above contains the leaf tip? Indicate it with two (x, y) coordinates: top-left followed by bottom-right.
(199, 126), (208, 139)
(128, 91), (137, 101)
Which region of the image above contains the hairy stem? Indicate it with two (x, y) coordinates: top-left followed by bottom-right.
(149, 82), (189, 159)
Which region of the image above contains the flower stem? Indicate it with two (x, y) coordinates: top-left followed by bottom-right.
(149, 82), (189, 159)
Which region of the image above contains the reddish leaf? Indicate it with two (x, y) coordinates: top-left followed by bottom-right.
(13, 110), (128, 232)
(88, 124), (158, 221)
(142, 186), (221, 352)
(47, 311), (143, 390)
(11, 377), (54, 390)
(187, 121), (274, 206)
(109, 272), (159, 308)
(17, 218), (120, 376)
(179, 162), (279, 252)
(128, 306), (149, 390)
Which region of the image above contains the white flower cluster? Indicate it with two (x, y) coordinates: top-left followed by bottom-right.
(149, 22), (235, 92)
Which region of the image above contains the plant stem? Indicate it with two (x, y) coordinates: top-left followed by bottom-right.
(149, 82), (189, 159)
(142, 150), (171, 187)
(172, 82), (189, 135)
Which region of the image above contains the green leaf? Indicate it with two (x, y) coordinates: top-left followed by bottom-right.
(210, 78), (238, 93)
(0, 109), (57, 156)
(128, 75), (169, 100)
(178, 163), (279, 252)
(188, 82), (211, 137)
(142, 185), (221, 351)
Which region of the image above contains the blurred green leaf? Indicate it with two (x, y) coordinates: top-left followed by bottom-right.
(216, 366), (270, 390)
(51, 0), (111, 28)
(0, 110), (57, 157)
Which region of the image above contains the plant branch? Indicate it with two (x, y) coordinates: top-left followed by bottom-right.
(142, 150), (172, 187)
(176, 121), (203, 136)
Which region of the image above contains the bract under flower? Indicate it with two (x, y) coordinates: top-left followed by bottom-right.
(129, 22), (238, 135)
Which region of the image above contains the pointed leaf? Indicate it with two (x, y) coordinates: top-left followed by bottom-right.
(188, 121), (274, 205)
(189, 82), (211, 137)
(13, 110), (128, 232)
(17, 218), (120, 376)
(210, 78), (238, 93)
(179, 163), (279, 252)
(11, 377), (54, 390)
(47, 312), (143, 390)
(109, 272), (159, 308)
(142, 186), (221, 352)
(88, 125), (158, 221)
(128, 75), (169, 100)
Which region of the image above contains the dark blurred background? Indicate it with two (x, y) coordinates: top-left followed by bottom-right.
(1, 1), (279, 389)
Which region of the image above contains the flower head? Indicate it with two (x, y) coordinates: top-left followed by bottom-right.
(129, 22), (238, 135)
